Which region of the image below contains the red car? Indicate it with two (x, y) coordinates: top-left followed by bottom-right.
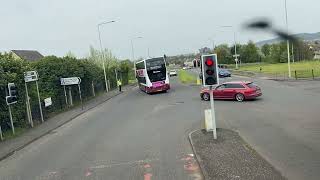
(200, 81), (262, 102)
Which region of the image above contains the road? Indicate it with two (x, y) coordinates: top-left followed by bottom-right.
(0, 78), (204, 180)
(0, 70), (319, 180)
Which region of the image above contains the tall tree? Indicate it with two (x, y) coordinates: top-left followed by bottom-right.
(215, 44), (233, 64)
(261, 44), (271, 57)
(239, 41), (259, 63)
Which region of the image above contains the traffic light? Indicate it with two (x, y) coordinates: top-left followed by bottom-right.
(6, 96), (17, 105)
(8, 83), (18, 96)
(201, 54), (219, 86)
(6, 83), (18, 105)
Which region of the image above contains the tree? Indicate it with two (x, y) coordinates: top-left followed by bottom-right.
(65, 51), (76, 58)
(239, 41), (259, 63)
(261, 44), (271, 57)
(0, 52), (30, 128)
(215, 44), (233, 64)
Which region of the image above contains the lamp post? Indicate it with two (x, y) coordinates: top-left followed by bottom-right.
(97, 20), (116, 92)
(221, 26), (239, 69)
(208, 38), (215, 53)
(285, 0), (292, 77)
(131, 37), (143, 77)
(131, 36), (143, 61)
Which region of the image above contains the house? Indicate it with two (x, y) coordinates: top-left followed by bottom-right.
(11, 50), (44, 62)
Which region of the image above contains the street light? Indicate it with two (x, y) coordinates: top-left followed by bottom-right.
(97, 20), (116, 92)
(220, 26), (239, 69)
(131, 36), (143, 61)
(208, 38), (215, 52)
(285, 0), (292, 77)
(131, 36), (143, 78)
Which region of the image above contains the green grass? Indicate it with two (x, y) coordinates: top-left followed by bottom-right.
(2, 127), (27, 140)
(178, 70), (197, 84)
(234, 61), (320, 78)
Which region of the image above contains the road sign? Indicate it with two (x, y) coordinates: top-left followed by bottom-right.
(60, 77), (81, 85)
(24, 71), (38, 82)
(44, 97), (52, 107)
(233, 54), (240, 58)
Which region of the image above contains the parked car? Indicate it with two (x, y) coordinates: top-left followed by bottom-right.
(169, 70), (178, 76)
(200, 81), (262, 102)
(219, 69), (231, 78)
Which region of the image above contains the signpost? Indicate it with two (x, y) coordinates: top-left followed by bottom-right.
(233, 54), (240, 69)
(25, 81), (33, 127)
(60, 77), (82, 109)
(24, 71), (43, 124)
(44, 97), (52, 107)
(60, 77), (81, 86)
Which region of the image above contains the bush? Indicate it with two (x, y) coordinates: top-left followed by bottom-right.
(0, 52), (130, 133)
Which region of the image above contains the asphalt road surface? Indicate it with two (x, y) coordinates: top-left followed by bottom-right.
(0, 78), (204, 180)
(0, 71), (319, 180)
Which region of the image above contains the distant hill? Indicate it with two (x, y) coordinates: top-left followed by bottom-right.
(256, 32), (320, 46)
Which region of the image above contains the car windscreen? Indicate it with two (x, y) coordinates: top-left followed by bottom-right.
(146, 58), (165, 70)
(146, 58), (166, 82)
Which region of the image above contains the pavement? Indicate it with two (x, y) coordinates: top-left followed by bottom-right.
(0, 78), (203, 180)
(0, 85), (134, 162)
(190, 129), (285, 180)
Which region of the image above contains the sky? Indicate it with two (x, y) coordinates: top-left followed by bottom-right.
(0, 0), (319, 59)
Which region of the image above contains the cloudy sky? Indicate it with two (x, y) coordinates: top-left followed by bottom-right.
(0, 0), (318, 59)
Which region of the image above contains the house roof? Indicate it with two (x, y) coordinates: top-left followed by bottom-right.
(11, 50), (44, 61)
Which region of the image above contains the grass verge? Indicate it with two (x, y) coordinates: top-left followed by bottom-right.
(2, 127), (27, 140)
(178, 70), (197, 84)
(234, 61), (320, 78)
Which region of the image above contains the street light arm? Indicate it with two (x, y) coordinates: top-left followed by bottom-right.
(98, 20), (116, 27)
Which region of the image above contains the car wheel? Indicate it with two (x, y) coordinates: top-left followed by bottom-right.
(235, 93), (245, 102)
(202, 93), (210, 101)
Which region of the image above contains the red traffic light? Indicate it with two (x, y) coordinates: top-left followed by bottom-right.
(205, 58), (214, 66)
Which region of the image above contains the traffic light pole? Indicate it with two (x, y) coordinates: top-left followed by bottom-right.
(8, 105), (15, 135)
(209, 86), (217, 139)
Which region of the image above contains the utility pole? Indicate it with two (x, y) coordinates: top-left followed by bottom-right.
(285, 0), (291, 77)
(220, 26), (239, 69)
(131, 36), (143, 78)
(292, 43), (295, 63)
